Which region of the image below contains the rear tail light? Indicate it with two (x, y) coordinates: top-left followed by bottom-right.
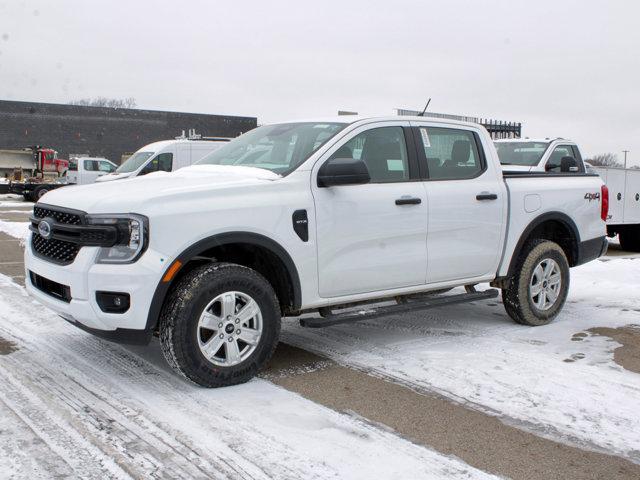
(601, 184), (609, 221)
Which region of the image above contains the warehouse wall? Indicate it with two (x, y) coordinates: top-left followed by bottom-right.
(0, 100), (257, 164)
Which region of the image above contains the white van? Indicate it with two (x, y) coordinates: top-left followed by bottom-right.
(67, 157), (118, 184)
(95, 137), (230, 183)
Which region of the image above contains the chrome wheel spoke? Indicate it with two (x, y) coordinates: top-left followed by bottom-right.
(222, 293), (236, 318)
(548, 273), (561, 286)
(546, 286), (559, 302)
(236, 299), (260, 325)
(225, 340), (241, 364)
(530, 282), (543, 296)
(200, 312), (222, 331)
(201, 335), (225, 359)
(237, 327), (261, 346)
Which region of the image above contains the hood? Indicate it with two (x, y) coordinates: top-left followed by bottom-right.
(94, 171), (134, 182)
(40, 165), (281, 213)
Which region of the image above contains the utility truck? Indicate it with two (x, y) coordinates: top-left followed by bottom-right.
(495, 138), (640, 251)
(25, 116), (607, 387)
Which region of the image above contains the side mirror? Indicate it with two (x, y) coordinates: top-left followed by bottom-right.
(317, 158), (370, 187)
(560, 156), (578, 173)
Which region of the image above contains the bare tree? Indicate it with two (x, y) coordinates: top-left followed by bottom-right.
(585, 153), (622, 167)
(69, 97), (137, 109)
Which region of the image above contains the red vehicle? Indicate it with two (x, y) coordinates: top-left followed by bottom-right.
(7, 146), (70, 201)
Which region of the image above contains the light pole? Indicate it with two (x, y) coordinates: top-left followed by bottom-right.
(622, 150), (629, 169)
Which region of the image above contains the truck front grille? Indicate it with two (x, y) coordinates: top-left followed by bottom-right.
(31, 205), (84, 265)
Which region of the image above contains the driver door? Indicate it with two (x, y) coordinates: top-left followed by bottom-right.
(312, 122), (428, 298)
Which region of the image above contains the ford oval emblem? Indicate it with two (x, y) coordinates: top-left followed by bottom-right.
(38, 220), (52, 239)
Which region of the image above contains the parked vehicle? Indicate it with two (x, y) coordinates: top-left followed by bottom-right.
(0, 146), (68, 178)
(25, 116), (607, 387)
(495, 138), (640, 252)
(95, 136), (231, 183)
(7, 146), (70, 201)
(67, 157), (118, 184)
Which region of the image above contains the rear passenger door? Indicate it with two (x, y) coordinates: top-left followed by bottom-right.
(411, 123), (506, 284)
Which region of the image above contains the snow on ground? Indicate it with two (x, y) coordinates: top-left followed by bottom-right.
(282, 257), (640, 464)
(0, 219), (30, 243)
(0, 275), (495, 480)
(0, 193), (34, 207)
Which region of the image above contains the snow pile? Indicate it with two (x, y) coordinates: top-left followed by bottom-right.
(0, 275), (495, 480)
(283, 258), (640, 463)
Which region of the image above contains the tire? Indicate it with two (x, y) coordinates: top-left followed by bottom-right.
(159, 262), (281, 387)
(33, 186), (49, 201)
(619, 226), (640, 252)
(502, 239), (570, 326)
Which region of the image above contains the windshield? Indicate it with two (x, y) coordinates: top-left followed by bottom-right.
(196, 122), (347, 175)
(494, 141), (550, 166)
(115, 151), (154, 173)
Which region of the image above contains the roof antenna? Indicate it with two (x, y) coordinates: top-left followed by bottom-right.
(418, 98), (432, 116)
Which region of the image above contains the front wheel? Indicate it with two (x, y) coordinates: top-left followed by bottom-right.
(502, 240), (570, 326)
(159, 263), (281, 387)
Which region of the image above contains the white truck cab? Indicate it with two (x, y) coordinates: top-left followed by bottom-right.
(67, 157), (118, 184)
(96, 138), (230, 183)
(494, 138), (585, 174)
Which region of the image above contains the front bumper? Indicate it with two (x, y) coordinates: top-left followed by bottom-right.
(24, 233), (168, 344)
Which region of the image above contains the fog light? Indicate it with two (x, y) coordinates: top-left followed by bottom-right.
(96, 291), (130, 314)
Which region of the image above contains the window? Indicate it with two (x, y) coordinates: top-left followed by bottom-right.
(69, 160), (78, 171)
(99, 161), (114, 172)
(417, 127), (483, 180)
(84, 159), (99, 171)
(328, 126), (409, 183)
(495, 141), (549, 166)
(141, 153), (173, 174)
(546, 145), (574, 172)
(197, 122), (346, 176)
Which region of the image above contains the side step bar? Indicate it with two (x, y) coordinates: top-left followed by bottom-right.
(299, 289), (499, 328)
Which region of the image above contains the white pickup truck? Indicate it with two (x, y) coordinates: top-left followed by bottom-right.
(495, 138), (640, 251)
(25, 116), (607, 387)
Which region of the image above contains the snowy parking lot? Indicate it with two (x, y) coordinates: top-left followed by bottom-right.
(1, 194), (639, 479)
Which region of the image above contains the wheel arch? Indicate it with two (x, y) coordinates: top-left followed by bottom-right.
(146, 232), (302, 332)
(504, 212), (581, 279)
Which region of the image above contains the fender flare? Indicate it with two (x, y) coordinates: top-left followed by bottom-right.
(145, 232), (302, 332)
(504, 212), (581, 278)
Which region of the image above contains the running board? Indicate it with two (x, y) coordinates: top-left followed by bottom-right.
(299, 289), (499, 328)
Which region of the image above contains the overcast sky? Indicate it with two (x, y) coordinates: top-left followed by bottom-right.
(1, 0), (638, 164)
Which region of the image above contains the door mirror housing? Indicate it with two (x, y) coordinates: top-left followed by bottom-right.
(317, 158), (370, 187)
(560, 156), (578, 173)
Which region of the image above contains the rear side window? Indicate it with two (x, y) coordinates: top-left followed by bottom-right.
(69, 160), (77, 171)
(99, 161), (114, 172)
(416, 127), (483, 180)
(84, 160), (99, 171)
(546, 145), (574, 172)
(328, 126), (409, 183)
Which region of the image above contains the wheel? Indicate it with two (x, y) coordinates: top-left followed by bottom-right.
(33, 186), (49, 201)
(619, 226), (640, 252)
(502, 240), (570, 326)
(159, 262), (281, 387)
(22, 194), (31, 202)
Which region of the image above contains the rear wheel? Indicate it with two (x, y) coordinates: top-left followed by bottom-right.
(159, 262), (281, 387)
(33, 186), (49, 201)
(619, 226), (640, 252)
(502, 240), (570, 326)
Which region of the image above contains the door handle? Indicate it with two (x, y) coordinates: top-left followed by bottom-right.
(476, 193), (498, 201)
(395, 197), (422, 205)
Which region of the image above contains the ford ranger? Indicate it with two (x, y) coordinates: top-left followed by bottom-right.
(25, 116), (608, 387)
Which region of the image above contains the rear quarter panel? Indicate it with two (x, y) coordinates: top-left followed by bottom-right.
(499, 175), (605, 277)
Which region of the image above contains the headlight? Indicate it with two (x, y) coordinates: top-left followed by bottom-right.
(86, 214), (148, 264)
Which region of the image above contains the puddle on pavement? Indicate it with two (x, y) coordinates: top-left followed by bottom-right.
(0, 336), (19, 355)
(586, 325), (640, 374)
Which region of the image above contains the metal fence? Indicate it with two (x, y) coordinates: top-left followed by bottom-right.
(396, 109), (521, 139)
